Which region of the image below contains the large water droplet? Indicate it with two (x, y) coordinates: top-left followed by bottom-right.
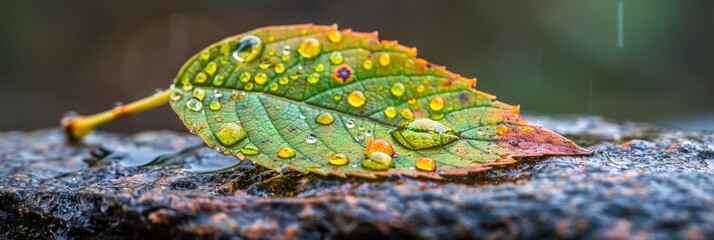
(254, 72), (268, 85)
(241, 144), (260, 155)
(328, 153), (349, 166)
(365, 139), (394, 156)
(384, 107), (397, 119)
(347, 90), (366, 107)
(214, 122), (246, 146)
(307, 73), (320, 84)
(429, 96), (445, 111)
(232, 35), (263, 63)
(362, 152), (393, 171)
(277, 146), (296, 158)
(315, 112), (335, 125)
(378, 53), (391, 67)
(305, 133), (317, 144)
(390, 83), (406, 97)
(186, 98), (203, 111)
(390, 119), (460, 150)
(274, 63), (285, 74)
(193, 89), (206, 101)
(327, 30), (342, 43)
(330, 52), (344, 65)
(416, 157), (437, 172)
(298, 38), (321, 59)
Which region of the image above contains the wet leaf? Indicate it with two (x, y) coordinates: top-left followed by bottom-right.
(168, 24), (591, 180)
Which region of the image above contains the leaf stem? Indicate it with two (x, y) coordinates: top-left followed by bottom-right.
(61, 88), (172, 141)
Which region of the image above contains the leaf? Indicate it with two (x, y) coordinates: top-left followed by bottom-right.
(168, 24), (591, 180)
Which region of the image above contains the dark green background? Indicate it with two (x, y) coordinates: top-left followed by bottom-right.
(1, 0), (712, 131)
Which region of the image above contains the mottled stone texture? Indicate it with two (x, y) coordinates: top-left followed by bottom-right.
(0, 116), (712, 239)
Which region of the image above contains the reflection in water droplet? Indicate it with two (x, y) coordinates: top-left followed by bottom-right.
(384, 107), (397, 119)
(241, 144), (260, 155)
(347, 91), (366, 107)
(378, 53), (390, 67)
(193, 89), (206, 101)
(362, 152), (393, 171)
(362, 59), (373, 70)
(195, 72), (208, 83)
(390, 83), (406, 97)
(346, 119), (355, 128)
(186, 98), (203, 111)
(275, 63), (285, 74)
(328, 30), (342, 43)
(416, 157), (437, 172)
(298, 38), (321, 58)
(365, 139), (394, 156)
(328, 153), (349, 166)
(277, 146), (296, 158)
(315, 112), (335, 125)
(254, 73), (268, 85)
(209, 100), (222, 111)
(307, 73), (320, 84)
(330, 52), (344, 65)
(232, 35), (263, 63)
(391, 119), (460, 150)
(400, 109), (414, 120)
(305, 133), (317, 144)
(239, 72), (251, 82)
(214, 122), (246, 146)
(429, 96), (445, 111)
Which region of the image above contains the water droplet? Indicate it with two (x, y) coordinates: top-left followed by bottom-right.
(355, 133), (365, 141)
(400, 109), (414, 120)
(200, 49), (211, 61)
(521, 126), (535, 135)
(390, 83), (406, 97)
(182, 82), (194, 91)
(275, 104), (282, 110)
(362, 59), (373, 70)
(347, 90), (366, 107)
(244, 83), (254, 91)
(404, 59), (414, 68)
(328, 30), (342, 43)
(407, 98), (417, 105)
(282, 45), (291, 55)
(362, 152), (393, 171)
(232, 35), (263, 63)
(241, 144), (260, 155)
(384, 107), (397, 118)
(315, 112), (335, 125)
(346, 119), (355, 128)
(315, 64), (326, 73)
(212, 75), (226, 86)
(496, 125), (509, 136)
(268, 48), (276, 56)
(277, 146), (296, 158)
(333, 94), (343, 101)
(258, 60), (272, 69)
(279, 77), (289, 85)
(358, 125), (364, 130)
(429, 96), (445, 111)
(365, 139), (395, 156)
(170, 92), (182, 101)
(281, 54), (291, 61)
(365, 130), (373, 137)
(214, 122), (246, 146)
(269, 82), (279, 92)
(195, 72), (208, 83)
(254, 72), (268, 85)
(378, 53), (390, 66)
(212, 89), (222, 98)
(214, 116), (223, 122)
(289, 73), (300, 80)
(328, 153), (349, 166)
(186, 98), (203, 111)
(209, 100), (222, 111)
(274, 63), (285, 74)
(416, 157), (437, 172)
(193, 89), (206, 101)
(205, 62), (218, 75)
(330, 52), (344, 65)
(305, 133), (317, 144)
(299, 115), (306, 120)
(307, 73), (320, 84)
(416, 85), (425, 93)
(391, 119), (459, 149)
(239, 72), (251, 82)
(298, 37), (321, 58)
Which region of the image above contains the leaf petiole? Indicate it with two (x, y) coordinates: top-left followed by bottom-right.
(61, 88), (172, 141)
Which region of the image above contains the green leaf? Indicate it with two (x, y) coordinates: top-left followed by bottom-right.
(168, 24), (591, 180)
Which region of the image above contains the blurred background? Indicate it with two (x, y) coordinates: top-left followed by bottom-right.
(0, 0), (712, 132)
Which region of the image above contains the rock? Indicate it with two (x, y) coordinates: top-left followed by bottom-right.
(0, 116), (712, 239)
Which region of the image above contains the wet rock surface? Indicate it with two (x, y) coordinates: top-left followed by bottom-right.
(0, 116), (713, 239)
